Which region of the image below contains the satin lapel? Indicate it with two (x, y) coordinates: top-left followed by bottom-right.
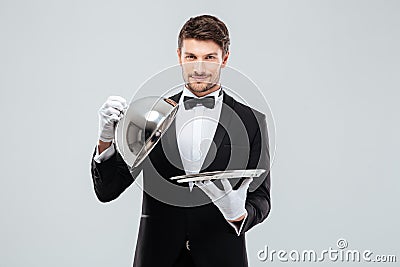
(161, 118), (185, 173)
(200, 92), (235, 172)
(159, 91), (185, 173)
(168, 91), (182, 105)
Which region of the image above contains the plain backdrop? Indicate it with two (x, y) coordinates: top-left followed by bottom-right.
(1, 0), (399, 266)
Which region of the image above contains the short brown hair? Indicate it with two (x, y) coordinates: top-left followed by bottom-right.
(178, 15), (230, 56)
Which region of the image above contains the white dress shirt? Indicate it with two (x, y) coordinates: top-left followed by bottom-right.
(94, 86), (246, 235)
(176, 86), (223, 191)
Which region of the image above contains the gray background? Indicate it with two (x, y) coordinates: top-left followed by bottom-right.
(1, 0), (399, 266)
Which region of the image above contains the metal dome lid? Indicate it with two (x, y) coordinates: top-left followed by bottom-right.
(115, 96), (179, 169)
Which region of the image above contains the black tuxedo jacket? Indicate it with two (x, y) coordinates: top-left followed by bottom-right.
(90, 91), (271, 267)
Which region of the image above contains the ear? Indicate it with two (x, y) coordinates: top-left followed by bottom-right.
(177, 48), (182, 65)
(221, 51), (230, 68)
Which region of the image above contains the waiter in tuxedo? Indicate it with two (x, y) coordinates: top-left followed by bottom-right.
(91, 15), (271, 266)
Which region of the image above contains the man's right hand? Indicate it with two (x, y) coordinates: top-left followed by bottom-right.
(98, 96), (128, 149)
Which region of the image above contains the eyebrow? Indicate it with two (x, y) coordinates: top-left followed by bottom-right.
(184, 52), (219, 56)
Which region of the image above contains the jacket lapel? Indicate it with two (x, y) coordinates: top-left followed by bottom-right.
(160, 91), (185, 173)
(200, 92), (235, 172)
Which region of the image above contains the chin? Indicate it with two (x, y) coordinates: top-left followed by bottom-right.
(188, 82), (212, 93)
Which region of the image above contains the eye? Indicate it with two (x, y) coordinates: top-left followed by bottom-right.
(185, 55), (195, 60)
(206, 55), (216, 60)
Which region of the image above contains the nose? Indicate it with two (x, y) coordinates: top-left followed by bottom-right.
(193, 60), (205, 74)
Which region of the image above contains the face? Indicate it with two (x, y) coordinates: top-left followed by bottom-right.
(177, 38), (229, 97)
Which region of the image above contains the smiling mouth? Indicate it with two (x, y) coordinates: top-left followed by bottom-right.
(190, 75), (209, 81)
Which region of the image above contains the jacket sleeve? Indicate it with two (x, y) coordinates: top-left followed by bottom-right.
(90, 143), (143, 202)
(241, 114), (271, 233)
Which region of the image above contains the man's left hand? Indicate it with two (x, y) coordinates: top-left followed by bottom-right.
(195, 178), (253, 221)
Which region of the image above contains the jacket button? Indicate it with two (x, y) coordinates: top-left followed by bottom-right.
(185, 240), (190, 251)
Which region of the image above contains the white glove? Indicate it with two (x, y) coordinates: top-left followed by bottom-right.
(195, 178), (253, 221)
(98, 96), (128, 142)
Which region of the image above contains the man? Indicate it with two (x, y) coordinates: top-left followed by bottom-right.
(91, 15), (271, 266)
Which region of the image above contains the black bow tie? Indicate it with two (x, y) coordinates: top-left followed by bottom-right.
(183, 96), (215, 110)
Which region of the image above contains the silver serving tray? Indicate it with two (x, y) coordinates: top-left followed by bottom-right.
(170, 169), (266, 183)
